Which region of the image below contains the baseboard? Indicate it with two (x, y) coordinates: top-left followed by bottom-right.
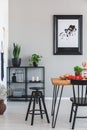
(45, 97), (70, 101)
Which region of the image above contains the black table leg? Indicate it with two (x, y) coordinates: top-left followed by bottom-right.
(51, 86), (59, 116)
(52, 85), (64, 128)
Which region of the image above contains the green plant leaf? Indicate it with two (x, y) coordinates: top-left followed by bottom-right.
(29, 54), (42, 65)
(13, 43), (21, 59)
(74, 66), (83, 72)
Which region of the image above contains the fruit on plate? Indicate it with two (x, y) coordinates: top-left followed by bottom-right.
(67, 75), (83, 80)
(60, 74), (83, 80)
(59, 74), (71, 80)
(67, 75), (73, 80)
(75, 76), (83, 80)
(64, 74), (71, 78)
(59, 75), (66, 80)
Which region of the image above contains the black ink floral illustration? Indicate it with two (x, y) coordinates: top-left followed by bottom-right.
(59, 25), (77, 39)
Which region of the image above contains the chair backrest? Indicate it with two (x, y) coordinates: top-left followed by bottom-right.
(71, 80), (87, 104)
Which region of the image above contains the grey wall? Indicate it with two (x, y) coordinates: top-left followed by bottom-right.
(9, 0), (87, 97)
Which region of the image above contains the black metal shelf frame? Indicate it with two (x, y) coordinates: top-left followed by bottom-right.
(7, 66), (45, 101)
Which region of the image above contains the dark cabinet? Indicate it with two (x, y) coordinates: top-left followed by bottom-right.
(7, 66), (45, 101)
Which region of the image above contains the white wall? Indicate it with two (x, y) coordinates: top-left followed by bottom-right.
(9, 0), (87, 97)
(0, 0), (8, 86)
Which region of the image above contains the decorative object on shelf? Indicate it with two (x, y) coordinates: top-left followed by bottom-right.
(74, 66), (83, 76)
(12, 43), (21, 67)
(15, 69), (24, 82)
(32, 76), (35, 81)
(31, 76), (40, 82)
(12, 73), (16, 82)
(0, 83), (6, 114)
(29, 54), (42, 67)
(82, 61), (87, 77)
(36, 76), (39, 81)
(53, 15), (83, 55)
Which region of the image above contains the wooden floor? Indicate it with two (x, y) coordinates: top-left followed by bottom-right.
(0, 99), (87, 130)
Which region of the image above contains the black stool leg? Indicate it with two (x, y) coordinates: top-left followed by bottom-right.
(25, 96), (32, 121)
(31, 97), (36, 125)
(41, 95), (50, 123)
(39, 97), (43, 119)
(69, 103), (74, 122)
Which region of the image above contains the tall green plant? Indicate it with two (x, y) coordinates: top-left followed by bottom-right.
(13, 43), (21, 59)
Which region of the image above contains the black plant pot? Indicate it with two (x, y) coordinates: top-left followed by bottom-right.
(12, 58), (21, 67)
(33, 62), (38, 67)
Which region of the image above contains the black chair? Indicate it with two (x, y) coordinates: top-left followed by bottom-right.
(25, 87), (50, 125)
(69, 80), (87, 129)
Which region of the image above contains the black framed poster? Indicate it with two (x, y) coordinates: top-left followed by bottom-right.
(53, 15), (83, 55)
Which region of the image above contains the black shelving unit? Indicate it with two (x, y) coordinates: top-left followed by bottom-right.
(7, 66), (45, 101)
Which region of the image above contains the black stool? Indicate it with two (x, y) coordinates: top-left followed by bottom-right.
(25, 87), (50, 125)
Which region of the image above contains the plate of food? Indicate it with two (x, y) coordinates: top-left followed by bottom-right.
(59, 74), (71, 80)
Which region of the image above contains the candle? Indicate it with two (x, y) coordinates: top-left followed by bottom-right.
(32, 76), (35, 81)
(36, 76), (39, 81)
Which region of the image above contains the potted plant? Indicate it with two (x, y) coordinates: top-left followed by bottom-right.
(12, 43), (21, 67)
(74, 66), (83, 76)
(29, 54), (42, 67)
